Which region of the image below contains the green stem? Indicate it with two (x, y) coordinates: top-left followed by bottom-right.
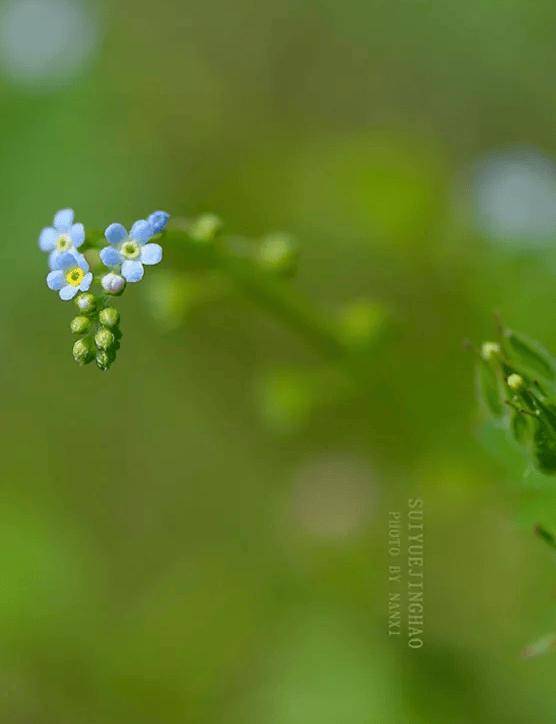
(164, 228), (347, 360)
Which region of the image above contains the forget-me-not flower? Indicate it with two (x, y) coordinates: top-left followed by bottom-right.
(39, 208), (85, 269)
(47, 251), (93, 301)
(100, 218), (163, 283)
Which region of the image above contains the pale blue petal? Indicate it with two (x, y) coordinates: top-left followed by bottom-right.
(54, 209), (74, 232)
(49, 249), (60, 270)
(148, 211), (170, 234)
(72, 252), (89, 272)
(100, 246), (123, 266)
(80, 273), (93, 291)
(59, 284), (79, 301)
(140, 243), (163, 265)
(105, 223), (127, 245)
(70, 223), (85, 247)
(39, 227), (57, 251)
(130, 220), (153, 245)
(53, 252), (78, 271)
(46, 270), (65, 290)
(121, 260), (144, 282)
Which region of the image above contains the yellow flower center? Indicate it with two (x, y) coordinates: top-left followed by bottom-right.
(121, 240), (140, 259)
(66, 267), (85, 287)
(56, 234), (71, 252)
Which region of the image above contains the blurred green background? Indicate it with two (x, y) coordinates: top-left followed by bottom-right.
(3, 0), (556, 721)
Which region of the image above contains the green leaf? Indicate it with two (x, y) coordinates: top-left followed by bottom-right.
(511, 411), (531, 446)
(477, 359), (504, 418)
(505, 329), (556, 382)
(534, 419), (556, 475)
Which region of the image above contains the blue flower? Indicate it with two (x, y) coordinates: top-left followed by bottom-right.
(148, 210), (170, 234)
(100, 219), (163, 283)
(46, 251), (93, 301)
(39, 209), (85, 270)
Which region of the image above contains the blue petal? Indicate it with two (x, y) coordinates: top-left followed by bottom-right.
(39, 227), (57, 251)
(47, 270), (65, 290)
(148, 211), (170, 234)
(100, 246), (123, 266)
(80, 273), (93, 291)
(140, 243), (163, 265)
(48, 250), (60, 270)
(105, 223), (127, 245)
(54, 209), (74, 232)
(130, 220), (153, 245)
(121, 260), (144, 282)
(53, 251), (78, 271)
(59, 284), (79, 301)
(70, 223), (85, 247)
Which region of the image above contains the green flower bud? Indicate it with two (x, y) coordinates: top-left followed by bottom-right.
(95, 349), (113, 371)
(95, 326), (115, 351)
(70, 316), (91, 335)
(339, 300), (385, 350)
(257, 233), (298, 275)
(507, 373), (524, 392)
(190, 213), (222, 243)
(72, 338), (94, 366)
(99, 307), (120, 328)
(481, 341), (500, 362)
(75, 293), (95, 314)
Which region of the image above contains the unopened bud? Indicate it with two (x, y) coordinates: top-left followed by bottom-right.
(95, 349), (113, 371)
(149, 210), (170, 234)
(99, 307), (120, 328)
(70, 316), (91, 335)
(481, 341), (501, 362)
(72, 338), (94, 365)
(95, 326), (115, 350)
(190, 213), (222, 243)
(257, 233), (298, 275)
(101, 272), (126, 295)
(507, 373), (524, 391)
(75, 292), (95, 313)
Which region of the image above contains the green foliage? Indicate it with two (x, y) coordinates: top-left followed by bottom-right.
(476, 326), (556, 475)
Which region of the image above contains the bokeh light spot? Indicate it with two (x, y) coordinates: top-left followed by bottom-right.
(0, 0), (99, 87)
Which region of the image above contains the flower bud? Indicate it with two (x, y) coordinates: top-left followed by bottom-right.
(95, 326), (115, 351)
(101, 272), (126, 295)
(190, 213), (222, 243)
(257, 233), (298, 275)
(75, 293), (95, 313)
(99, 307), (120, 328)
(481, 341), (500, 362)
(507, 373), (524, 391)
(72, 338), (94, 366)
(95, 349), (113, 371)
(70, 316), (91, 335)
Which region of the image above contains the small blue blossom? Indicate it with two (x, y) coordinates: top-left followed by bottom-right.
(39, 208), (85, 270)
(148, 210), (170, 234)
(100, 219), (163, 283)
(47, 251), (92, 301)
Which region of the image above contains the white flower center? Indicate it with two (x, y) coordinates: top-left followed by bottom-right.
(121, 240), (140, 259)
(56, 234), (71, 251)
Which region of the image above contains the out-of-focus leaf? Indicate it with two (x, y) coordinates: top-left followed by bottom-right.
(477, 359), (504, 418)
(511, 411), (531, 446)
(505, 329), (556, 382)
(533, 419), (556, 475)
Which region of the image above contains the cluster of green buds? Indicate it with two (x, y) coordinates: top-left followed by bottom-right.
(71, 297), (122, 371)
(475, 324), (556, 474)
